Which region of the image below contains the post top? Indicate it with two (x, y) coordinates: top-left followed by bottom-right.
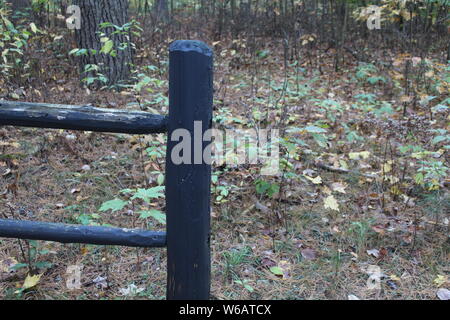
(169, 40), (212, 57)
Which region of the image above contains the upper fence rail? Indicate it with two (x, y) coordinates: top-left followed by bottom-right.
(0, 100), (168, 134)
(0, 219), (167, 248)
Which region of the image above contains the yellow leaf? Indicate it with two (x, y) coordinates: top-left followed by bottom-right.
(324, 195), (339, 212)
(349, 151), (370, 160)
(339, 160), (349, 170)
(433, 275), (448, 287)
(385, 175), (400, 184)
(390, 274), (401, 281)
(0, 141), (20, 148)
(390, 185), (402, 195)
(304, 175), (322, 184)
(392, 72), (404, 80)
(382, 161), (392, 173)
(29, 22), (38, 33)
(322, 186), (332, 195)
(22, 274), (42, 290)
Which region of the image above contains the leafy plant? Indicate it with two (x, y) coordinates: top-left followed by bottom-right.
(0, 8), (39, 84)
(99, 186), (166, 225)
(255, 179), (279, 198)
(348, 220), (373, 255)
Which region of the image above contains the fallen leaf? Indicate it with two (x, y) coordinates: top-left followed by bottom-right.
(304, 175), (322, 184)
(301, 248), (317, 260)
(436, 288), (450, 300)
(390, 274), (401, 281)
(322, 186), (332, 195)
(433, 275), (448, 287)
(367, 249), (380, 258)
(93, 275), (108, 289)
(255, 201), (269, 213)
(331, 182), (347, 194)
(269, 266), (284, 276)
(382, 161), (393, 173)
(349, 151), (370, 160)
(372, 225), (385, 235)
(268, 261), (291, 279)
(324, 195), (340, 212)
(22, 273), (42, 290)
(0, 257), (18, 273)
(261, 257), (277, 268)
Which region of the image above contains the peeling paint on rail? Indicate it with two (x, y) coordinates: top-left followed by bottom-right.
(0, 100), (168, 134)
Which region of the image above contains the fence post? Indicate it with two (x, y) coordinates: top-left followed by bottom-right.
(166, 40), (213, 300)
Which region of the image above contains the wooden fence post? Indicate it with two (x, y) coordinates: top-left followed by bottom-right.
(166, 40), (213, 300)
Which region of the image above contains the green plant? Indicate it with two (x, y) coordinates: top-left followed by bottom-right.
(313, 99), (345, 123)
(11, 240), (53, 275)
(69, 20), (142, 89)
(222, 246), (253, 280)
(0, 8), (38, 84)
(348, 220), (373, 255)
(99, 186), (166, 225)
(234, 279), (254, 293)
(255, 179), (279, 198)
(416, 160), (448, 191)
(355, 62), (386, 85)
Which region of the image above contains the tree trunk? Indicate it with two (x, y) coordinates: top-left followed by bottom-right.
(154, 0), (169, 23)
(72, 0), (133, 89)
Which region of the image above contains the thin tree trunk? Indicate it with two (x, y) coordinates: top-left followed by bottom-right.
(72, 0), (132, 88)
(154, 0), (169, 23)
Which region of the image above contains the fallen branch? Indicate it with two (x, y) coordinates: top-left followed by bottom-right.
(315, 161), (377, 179)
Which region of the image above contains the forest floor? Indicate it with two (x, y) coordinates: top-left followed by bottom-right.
(0, 27), (449, 300)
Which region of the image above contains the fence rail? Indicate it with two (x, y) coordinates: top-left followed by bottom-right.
(0, 219), (167, 248)
(0, 40), (213, 300)
(0, 100), (168, 134)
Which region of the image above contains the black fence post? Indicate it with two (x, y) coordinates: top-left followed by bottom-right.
(166, 40), (213, 300)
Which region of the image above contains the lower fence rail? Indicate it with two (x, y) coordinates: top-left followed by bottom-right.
(0, 219), (166, 248)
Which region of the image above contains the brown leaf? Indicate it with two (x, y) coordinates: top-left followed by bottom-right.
(261, 257), (277, 268)
(301, 248), (317, 260)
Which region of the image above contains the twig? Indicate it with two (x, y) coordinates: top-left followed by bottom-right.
(314, 161), (377, 179)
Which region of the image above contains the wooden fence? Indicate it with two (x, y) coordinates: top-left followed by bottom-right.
(0, 40), (213, 300)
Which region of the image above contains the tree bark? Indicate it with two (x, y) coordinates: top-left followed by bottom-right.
(154, 0), (169, 22)
(72, 0), (133, 88)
